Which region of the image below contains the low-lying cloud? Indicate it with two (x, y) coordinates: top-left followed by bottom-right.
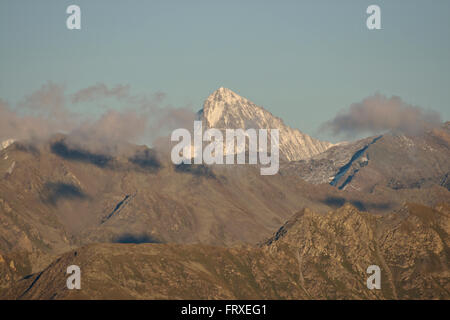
(0, 82), (196, 157)
(321, 94), (442, 137)
(70, 83), (131, 103)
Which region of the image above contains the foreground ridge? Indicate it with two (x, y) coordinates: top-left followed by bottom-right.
(3, 203), (448, 300)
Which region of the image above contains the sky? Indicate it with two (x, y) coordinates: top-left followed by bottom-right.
(1, 0), (450, 142)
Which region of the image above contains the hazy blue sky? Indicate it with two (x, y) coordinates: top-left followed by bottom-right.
(1, 0), (449, 141)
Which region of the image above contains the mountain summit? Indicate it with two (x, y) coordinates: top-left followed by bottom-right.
(198, 87), (332, 161)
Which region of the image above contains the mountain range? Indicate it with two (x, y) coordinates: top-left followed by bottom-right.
(0, 88), (449, 299)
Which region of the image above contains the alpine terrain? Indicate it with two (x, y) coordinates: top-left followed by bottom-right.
(0, 88), (449, 300)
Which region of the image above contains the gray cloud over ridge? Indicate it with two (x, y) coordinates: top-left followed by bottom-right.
(0, 82), (195, 155)
(70, 83), (132, 103)
(320, 94), (442, 137)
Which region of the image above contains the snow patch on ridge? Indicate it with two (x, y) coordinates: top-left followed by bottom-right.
(1, 139), (15, 151)
(6, 161), (15, 175)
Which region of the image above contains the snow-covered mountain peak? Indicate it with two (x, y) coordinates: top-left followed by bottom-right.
(209, 87), (242, 102)
(202, 87), (255, 128)
(199, 88), (333, 161)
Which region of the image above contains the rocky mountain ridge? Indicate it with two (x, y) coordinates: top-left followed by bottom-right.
(2, 202), (448, 299)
